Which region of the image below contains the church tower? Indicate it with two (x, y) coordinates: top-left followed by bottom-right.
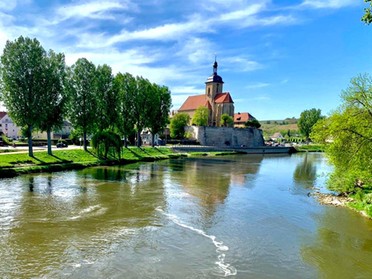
(205, 59), (224, 102)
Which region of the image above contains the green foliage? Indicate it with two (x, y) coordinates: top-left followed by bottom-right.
(114, 72), (136, 146)
(145, 83), (172, 146)
(95, 64), (117, 131)
(0, 36), (46, 156)
(170, 113), (190, 139)
(38, 50), (67, 155)
(221, 113), (233, 127)
(298, 108), (323, 139)
(66, 58), (97, 151)
(192, 106), (209, 126)
(311, 74), (372, 194)
(362, 0), (372, 24)
(245, 119), (261, 128)
(91, 130), (122, 159)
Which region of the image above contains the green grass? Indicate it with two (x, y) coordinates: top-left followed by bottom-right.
(295, 144), (325, 152)
(0, 147), (189, 177)
(0, 146), (240, 178)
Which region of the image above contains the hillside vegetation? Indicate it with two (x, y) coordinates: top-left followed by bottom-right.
(260, 118), (299, 139)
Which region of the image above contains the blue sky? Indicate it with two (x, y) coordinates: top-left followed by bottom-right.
(0, 0), (371, 120)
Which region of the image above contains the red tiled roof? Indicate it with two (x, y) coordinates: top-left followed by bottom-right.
(0, 112), (7, 120)
(215, 92), (233, 104)
(179, 95), (211, 111)
(234, 112), (256, 123)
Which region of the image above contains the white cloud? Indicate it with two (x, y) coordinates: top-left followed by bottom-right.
(225, 56), (262, 72)
(300, 0), (357, 9)
(245, 82), (270, 89)
(171, 86), (204, 95)
(56, 0), (133, 21)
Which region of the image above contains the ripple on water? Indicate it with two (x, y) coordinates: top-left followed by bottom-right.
(156, 207), (237, 277)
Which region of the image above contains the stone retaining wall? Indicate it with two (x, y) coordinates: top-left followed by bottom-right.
(185, 126), (264, 148)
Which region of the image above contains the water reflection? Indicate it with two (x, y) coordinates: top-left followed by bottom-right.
(167, 156), (263, 216)
(293, 153), (317, 189)
(302, 207), (372, 278)
(3, 164), (167, 278)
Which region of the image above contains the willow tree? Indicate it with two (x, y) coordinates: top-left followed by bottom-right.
(311, 74), (372, 194)
(0, 36), (46, 157)
(66, 58), (97, 151)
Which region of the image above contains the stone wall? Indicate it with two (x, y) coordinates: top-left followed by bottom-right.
(185, 126), (264, 148)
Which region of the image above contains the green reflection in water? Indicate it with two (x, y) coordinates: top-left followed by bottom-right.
(302, 207), (372, 278)
(4, 163), (167, 278)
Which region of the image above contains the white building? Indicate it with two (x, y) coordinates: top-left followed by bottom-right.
(0, 114), (21, 139)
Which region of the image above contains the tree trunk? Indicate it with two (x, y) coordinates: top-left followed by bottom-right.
(137, 130), (141, 147)
(83, 131), (88, 151)
(28, 125), (33, 157)
(47, 128), (52, 155)
(124, 135), (128, 148)
(151, 133), (155, 147)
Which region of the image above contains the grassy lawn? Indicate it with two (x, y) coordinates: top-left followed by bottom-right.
(295, 144), (325, 152)
(0, 147), (181, 168)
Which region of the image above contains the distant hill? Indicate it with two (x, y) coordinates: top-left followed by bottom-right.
(259, 118), (299, 139)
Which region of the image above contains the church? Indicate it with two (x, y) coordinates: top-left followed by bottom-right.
(178, 60), (256, 127)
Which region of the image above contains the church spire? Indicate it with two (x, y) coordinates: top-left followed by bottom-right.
(213, 56), (218, 75)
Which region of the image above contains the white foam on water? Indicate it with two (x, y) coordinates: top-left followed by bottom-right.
(156, 207), (237, 277)
(69, 205), (107, 220)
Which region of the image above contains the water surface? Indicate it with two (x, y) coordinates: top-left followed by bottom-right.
(1, 153), (372, 278)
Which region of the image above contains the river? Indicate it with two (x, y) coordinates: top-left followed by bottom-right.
(0, 153), (372, 278)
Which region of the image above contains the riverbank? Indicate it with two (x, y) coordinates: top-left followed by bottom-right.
(313, 192), (372, 219)
(0, 147), (238, 178)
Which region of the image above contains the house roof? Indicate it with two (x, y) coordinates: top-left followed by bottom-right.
(234, 112), (256, 123)
(0, 112), (7, 120)
(179, 95), (210, 111)
(215, 92), (233, 104)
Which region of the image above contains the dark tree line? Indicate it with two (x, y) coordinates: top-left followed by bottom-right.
(0, 36), (172, 157)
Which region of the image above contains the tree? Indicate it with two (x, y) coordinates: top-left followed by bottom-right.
(170, 113), (190, 139)
(114, 72), (136, 147)
(66, 58), (97, 151)
(133, 76), (151, 147)
(362, 0), (372, 24)
(297, 108), (323, 140)
(38, 50), (67, 155)
(95, 64), (117, 132)
(192, 106), (209, 126)
(245, 119), (261, 129)
(220, 113), (233, 127)
(311, 74), (372, 194)
(0, 36), (46, 157)
(146, 83), (172, 147)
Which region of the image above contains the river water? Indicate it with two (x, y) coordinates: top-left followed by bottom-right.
(1, 153), (372, 278)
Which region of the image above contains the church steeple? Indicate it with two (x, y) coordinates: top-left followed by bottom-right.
(213, 57), (218, 74)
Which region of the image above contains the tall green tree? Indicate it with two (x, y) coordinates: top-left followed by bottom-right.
(362, 0), (372, 24)
(133, 76), (151, 147)
(298, 108), (323, 140)
(0, 36), (46, 157)
(95, 64), (117, 131)
(221, 113), (234, 127)
(114, 72), (136, 147)
(311, 74), (372, 193)
(192, 106), (209, 126)
(146, 83), (172, 147)
(66, 58), (97, 151)
(170, 113), (190, 139)
(38, 50), (67, 155)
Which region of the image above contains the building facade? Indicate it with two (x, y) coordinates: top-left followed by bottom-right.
(178, 60), (235, 127)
